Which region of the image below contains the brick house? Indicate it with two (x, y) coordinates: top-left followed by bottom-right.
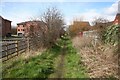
(69, 21), (90, 31)
(17, 21), (47, 37)
(69, 21), (91, 36)
(113, 13), (120, 25)
(0, 16), (12, 37)
(73, 21), (90, 27)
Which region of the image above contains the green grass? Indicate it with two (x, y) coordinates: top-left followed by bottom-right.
(65, 52), (88, 78)
(2, 46), (60, 78)
(63, 36), (88, 78)
(2, 33), (88, 78)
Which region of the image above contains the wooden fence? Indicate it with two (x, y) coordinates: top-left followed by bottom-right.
(0, 39), (29, 61)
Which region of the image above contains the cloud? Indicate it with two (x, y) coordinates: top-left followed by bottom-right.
(2, 1), (119, 27)
(73, 9), (103, 25)
(77, 9), (100, 20)
(104, 1), (118, 15)
(65, 9), (99, 25)
(68, 1), (118, 26)
(2, 0), (116, 2)
(4, 12), (35, 26)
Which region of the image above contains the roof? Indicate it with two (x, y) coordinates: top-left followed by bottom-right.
(73, 21), (90, 27)
(17, 22), (26, 25)
(0, 16), (12, 22)
(17, 20), (45, 25)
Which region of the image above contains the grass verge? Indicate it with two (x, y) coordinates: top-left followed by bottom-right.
(2, 34), (89, 78)
(63, 36), (88, 78)
(2, 46), (61, 78)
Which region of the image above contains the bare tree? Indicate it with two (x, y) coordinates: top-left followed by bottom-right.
(28, 21), (47, 50)
(92, 17), (110, 29)
(41, 7), (65, 46)
(29, 7), (65, 50)
(92, 17), (112, 41)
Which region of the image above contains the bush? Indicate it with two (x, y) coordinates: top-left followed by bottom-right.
(102, 25), (120, 46)
(29, 7), (65, 50)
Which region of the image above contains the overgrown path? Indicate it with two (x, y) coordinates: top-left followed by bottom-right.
(56, 49), (65, 78)
(3, 34), (88, 78)
(51, 34), (89, 78)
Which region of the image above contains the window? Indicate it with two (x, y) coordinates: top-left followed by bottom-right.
(21, 29), (24, 31)
(18, 29), (20, 31)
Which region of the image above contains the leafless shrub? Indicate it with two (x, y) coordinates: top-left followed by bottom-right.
(92, 17), (109, 26)
(72, 36), (95, 50)
(92, 17), (112, 41)
(29, 7), (65, 51)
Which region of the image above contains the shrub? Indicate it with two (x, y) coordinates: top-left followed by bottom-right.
(102, 25), (120, 46)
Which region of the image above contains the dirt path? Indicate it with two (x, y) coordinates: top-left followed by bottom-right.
(55, 45), (66, 78)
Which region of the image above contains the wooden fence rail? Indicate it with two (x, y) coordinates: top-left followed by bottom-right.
(0, 39), (28, 61)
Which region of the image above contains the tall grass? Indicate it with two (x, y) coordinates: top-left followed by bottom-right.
(62, 34), (88, 78)
(72, 36), (119, 78)
(2, 34), (89, 78)
(2, 46), (61, 78)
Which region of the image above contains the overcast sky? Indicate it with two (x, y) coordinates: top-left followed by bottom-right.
(0, 0), (119, 27)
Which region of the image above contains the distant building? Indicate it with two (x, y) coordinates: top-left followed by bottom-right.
(113, 13), (120, 25)
(73, 21), (90, 28)
(91, 22), (113, 30)
(0, 16), (12, 37)
(17, 21), (47, 37)
(91, 13), (120, 31)
(69, 21), (91, 36)
(69, 13), (120, 37)
(69, 21), (90, 31)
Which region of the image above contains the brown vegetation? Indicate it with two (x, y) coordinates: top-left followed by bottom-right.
(72, 36), (119, 78)
(69, 21), (90, 37)
(29, 7), (65, 50)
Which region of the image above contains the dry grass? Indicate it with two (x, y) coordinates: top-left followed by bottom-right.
(72, 36), (119, 78)
(23, 47), (46, 60)
(2, 47), (46, 70)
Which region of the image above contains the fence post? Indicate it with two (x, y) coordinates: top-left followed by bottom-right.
(5, 43), (8, 60)
(16, 41), (18, 56)
(27, 37), (30, 53)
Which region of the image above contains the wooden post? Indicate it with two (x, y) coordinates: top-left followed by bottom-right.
(16, 41), (18, 56)
(25, 37), (30, 54)
(6, 43), (8, 60)
(25, 38), (27, 54)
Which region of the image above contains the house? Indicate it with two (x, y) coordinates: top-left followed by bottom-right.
(69, 21), (91, 36)
(113, 13), (120, 25)
(69, 21), (90, 31)
(73, 21), (90, 28)
(91, 22), (113, 30)
(17, 21), (47, 37)
(0, 16), (12, 37)
(91, 13), (120, 31)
